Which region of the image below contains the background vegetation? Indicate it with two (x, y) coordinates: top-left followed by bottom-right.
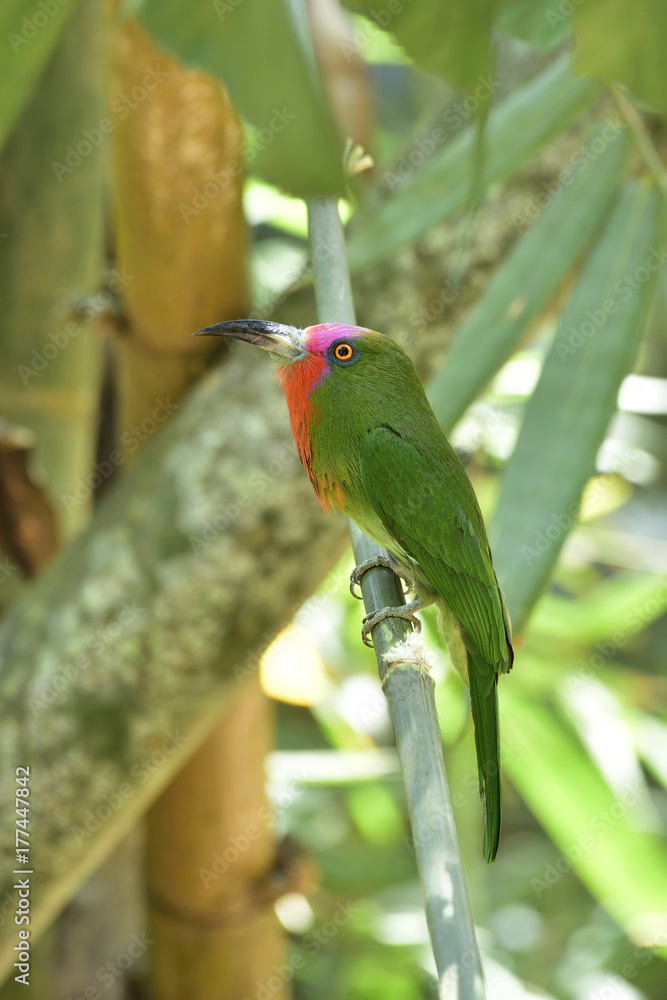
(0, 0), (666, 998)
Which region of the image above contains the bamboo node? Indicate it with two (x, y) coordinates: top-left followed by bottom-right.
(381, 631), (435, 686)
(147, 837), (318, 930)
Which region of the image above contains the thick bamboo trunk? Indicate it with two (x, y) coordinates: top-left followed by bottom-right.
(147, 678), (285, 999)
(109, 18), (248, 444)
(108, 20), (286, 997)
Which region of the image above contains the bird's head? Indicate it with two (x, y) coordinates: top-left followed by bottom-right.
(192, 319), (415, 400)
(194, 318), (370, 376)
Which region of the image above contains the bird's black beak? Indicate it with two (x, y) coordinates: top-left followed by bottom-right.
(192, 319), (303, 360)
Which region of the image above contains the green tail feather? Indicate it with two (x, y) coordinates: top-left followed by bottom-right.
(468, 652), (501, 864)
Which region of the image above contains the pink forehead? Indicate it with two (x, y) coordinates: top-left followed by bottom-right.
(303, 324), (371, 354)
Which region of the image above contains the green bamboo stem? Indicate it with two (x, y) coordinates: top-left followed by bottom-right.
(307, 197), (486, 998)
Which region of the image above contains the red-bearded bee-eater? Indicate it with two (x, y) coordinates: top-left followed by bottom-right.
(194, 320), (513, 863)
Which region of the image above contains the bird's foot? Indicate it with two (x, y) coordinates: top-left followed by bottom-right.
(361, 598), (424, 648)
(349, 555), (396, 599)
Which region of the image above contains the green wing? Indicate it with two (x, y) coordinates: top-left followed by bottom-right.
(360, 425), (510, 862)
(359, 425), (511, 675)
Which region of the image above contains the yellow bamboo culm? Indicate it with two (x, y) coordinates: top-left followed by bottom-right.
(109, 20), (286, 998)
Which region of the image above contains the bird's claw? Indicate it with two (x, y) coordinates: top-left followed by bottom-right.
(361, 604), (423, 648)
(349, 555), (395, 599)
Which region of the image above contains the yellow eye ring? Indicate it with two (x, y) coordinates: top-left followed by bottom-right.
(334, 342), (354, 361)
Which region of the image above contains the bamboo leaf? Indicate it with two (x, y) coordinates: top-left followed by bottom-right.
(530, 573), (667, 644)
(496, 0), (572, 50)
(135, 0), (345, 196)
(428, 122), (631, 432)
(503, 691), (667, 956)
(490, 180), (665, 632)
(575, 0), (667, 114)
(373, 0), (497, 94)
(347, 57), (598, 271)
(635, 716), (667, 792)
(0, 0), (82, 150)
(0, 1), (104, 537)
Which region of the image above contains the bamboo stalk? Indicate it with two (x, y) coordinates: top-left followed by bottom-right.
(306, 197), (486, 998)
(107, 22), (287, 996)
(146, 677), (285, 1000)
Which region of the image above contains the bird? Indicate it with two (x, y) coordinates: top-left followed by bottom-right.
(193, 319), (513, 862)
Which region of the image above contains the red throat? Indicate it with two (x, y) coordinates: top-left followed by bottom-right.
(276, 354), (330, 509)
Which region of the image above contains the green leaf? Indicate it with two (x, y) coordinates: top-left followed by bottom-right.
(135, 0), (345, 196)
(530, 573), (667, 645)
(491, 180), (665, 632)
(347, 57), (598, 272)
(0, 0), (83, 151)
(496, 0), (572, 50)
(0, 0), (105, 537)
(390, 0), (498, 94)
(635, 716), (667, 792)
(504, 691), (667, 955)
(347, 782), (405, 844)
(575, 0), (667, 113)
(428, 121), (631, 432)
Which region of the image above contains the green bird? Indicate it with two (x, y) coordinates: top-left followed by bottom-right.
(194, 319), (513, 862)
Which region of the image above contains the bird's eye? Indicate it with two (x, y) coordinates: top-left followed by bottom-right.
(332, 341), (357, 363)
